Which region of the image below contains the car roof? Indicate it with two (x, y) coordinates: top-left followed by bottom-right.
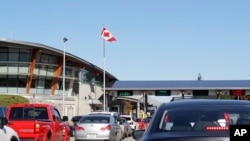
(160, 99), (250, 109)
(84, 114), (112, 118)
(88, 111), (119, 115)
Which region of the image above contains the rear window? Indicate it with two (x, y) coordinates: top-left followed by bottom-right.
(9, 107), (48, 120)
(79, 116), (110, 123)
(121, 116), (132, 121)
(159, 106), (250, 132)
(72, 116), (83, 122)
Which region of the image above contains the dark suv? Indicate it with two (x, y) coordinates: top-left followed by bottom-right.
(133, 99), (250, 141)
(0, 106), (7, 117)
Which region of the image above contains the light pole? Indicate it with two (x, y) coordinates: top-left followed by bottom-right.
(63, 37), (68, 116)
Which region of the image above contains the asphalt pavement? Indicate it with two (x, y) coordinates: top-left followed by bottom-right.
(70, 136), (136, 141)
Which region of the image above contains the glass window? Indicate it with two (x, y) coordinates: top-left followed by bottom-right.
(0, 47), (8, 61)
(66, 68), (72, 77)
(9, 107), (48, 120)
(19, 49), (31, 62)
(36, 53), (41, 63)
(0, 75), (8, 86)
(80, 116), (110, 123)
(18, 75), (27, 87)
(159, 106), (250, 132)
(41, 54), (49, 63)
(53, 108), (62, 121)
(45, 77), (52, 89)
(9, 48), (19, 61)
(66, 60), (74, 67)
(47, 65), (55, 76)
(31, 76), (38, 88)
(7, 75), (18, 87)
(39, 65), (47, 75)
(48, 55), (57, 64)
(37, 77), (45, 89)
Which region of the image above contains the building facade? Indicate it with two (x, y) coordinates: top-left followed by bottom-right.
(0, 38), (117, 120)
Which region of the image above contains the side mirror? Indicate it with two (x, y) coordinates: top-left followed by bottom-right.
(132, 130), (145, 140)
(0, 117), (8, 129)
(62, 116), (68, 121)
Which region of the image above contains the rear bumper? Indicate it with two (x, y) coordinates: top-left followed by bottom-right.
(20, 139), (39, 141)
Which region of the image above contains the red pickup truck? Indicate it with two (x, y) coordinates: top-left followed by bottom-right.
(5, 103), (70, 141)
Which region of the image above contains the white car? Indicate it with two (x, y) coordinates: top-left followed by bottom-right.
(120, 115), (136, 130)
(0, 117), (19, 141)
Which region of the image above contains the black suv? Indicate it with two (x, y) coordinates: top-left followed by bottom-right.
(133, 99), (250, 141)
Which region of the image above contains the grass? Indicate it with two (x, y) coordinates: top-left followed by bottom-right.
(0, 94), (29, 107)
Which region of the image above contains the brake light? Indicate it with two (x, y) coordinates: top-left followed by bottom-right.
(100, 125), (111, 131)
(34, 123), (40, 133)
(139, 122), (144, 130)
(164, 115), (168, 122)
(75, 125), (84, 130)
(224, 112), (230, 127)
(206, 126), (229, 131)
(129, 121), (133, 125)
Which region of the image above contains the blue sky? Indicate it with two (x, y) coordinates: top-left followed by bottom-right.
(1, 0), (250, 80)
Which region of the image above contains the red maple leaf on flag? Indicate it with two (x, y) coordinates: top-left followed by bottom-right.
(101, 28), (116, 42)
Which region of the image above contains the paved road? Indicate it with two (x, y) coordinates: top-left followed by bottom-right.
(70, 136), (136, 141)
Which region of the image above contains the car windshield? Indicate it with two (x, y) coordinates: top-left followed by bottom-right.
(159, 106), (250, 132)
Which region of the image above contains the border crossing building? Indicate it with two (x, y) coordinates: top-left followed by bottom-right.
(1, 38), (250, 119)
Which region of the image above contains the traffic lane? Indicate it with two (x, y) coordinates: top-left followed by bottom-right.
(70, 136), (136, 141)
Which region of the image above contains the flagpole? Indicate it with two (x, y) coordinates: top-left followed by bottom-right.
(103, 37), (106, 112)
(63, 37), (68, 116)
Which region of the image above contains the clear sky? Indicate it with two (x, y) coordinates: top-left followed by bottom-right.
(1, 0), (250, 81)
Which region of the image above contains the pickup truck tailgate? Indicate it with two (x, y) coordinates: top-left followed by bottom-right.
(8, 120), (39, 138)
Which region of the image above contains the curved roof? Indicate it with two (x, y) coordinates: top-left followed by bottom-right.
(0, 38), (118, 81)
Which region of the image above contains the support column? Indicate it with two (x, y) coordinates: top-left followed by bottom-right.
(26, 49), (39, 94)
(137, 100), (140, 118)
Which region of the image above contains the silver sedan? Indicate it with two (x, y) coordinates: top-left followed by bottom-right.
(74, 114), (122, 141)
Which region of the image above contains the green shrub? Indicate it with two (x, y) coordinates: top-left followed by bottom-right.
(0, 94), (29, 107)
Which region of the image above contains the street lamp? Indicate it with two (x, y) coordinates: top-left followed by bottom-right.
(63, 37), (68, 116)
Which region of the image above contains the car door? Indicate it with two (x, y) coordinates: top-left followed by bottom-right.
(114, 120), (122, 141)
(52, 108), (64, 141)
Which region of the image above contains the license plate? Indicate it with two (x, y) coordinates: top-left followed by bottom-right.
(87, 133), (97, 139)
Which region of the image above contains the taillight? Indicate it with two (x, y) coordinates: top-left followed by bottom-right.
(129, 121), (133, 125)
(224, 112), (230, 127)
(100, 125), (111, 131)
(206, 126), (229, 131)
(164, 115), (168, 122)
(75, 125), (84, 130)
(34, 123), (40, 133)
(139, 122), (144, 130)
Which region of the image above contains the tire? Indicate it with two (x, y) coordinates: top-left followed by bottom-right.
(10, 136), (18, 141)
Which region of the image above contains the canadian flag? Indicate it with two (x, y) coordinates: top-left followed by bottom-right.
(101, 27), (116, 42)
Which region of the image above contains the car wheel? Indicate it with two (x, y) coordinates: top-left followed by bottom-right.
(10, 136), (18, 141)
